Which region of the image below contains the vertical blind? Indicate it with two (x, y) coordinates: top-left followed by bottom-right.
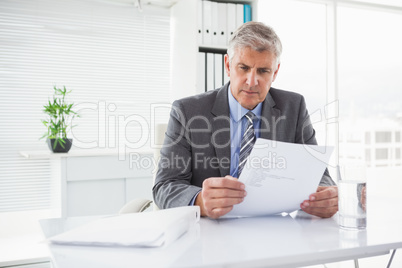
(0, 0), (171, 212)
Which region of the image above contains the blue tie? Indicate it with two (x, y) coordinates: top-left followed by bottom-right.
(238, 111), (256, 177)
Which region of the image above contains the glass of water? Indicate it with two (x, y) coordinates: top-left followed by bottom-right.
(337, 164), (367, 230)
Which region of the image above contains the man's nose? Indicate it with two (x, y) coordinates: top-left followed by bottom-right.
(246, 70), (258, 87)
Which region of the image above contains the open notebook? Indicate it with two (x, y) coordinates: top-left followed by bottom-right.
(48, 206), (200, 247)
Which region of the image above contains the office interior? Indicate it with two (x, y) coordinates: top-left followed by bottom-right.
(0, 0), (402, 267)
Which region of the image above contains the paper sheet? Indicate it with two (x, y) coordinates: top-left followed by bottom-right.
(225, 138), (333, 217)
(49, 206), (200, 247)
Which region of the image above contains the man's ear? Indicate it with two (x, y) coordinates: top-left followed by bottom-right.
(224, 54), (230, 78)
(272, 63), (280, 82)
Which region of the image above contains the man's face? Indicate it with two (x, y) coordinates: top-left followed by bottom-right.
(224, 47), (280, 110)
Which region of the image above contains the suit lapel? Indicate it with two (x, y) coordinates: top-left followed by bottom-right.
(260, 89), (281, 140)
(211, 84), (231, 177)
(210, 86), (281, 176)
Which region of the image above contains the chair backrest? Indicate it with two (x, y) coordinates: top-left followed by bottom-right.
(152, 123), (168, 210)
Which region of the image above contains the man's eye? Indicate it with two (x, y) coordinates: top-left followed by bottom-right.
(240, 66), (249, 71)
(259, 69), (270, 74)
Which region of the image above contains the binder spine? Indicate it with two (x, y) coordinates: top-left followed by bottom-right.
(244, 4), (252, 23)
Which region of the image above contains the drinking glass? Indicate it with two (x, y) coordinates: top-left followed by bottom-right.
(337, 165), (367, 230)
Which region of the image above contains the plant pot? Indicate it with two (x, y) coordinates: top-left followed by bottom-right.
(47, 138), (73, 153)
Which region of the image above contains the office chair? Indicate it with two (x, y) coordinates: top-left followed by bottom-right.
(119, 123), (167, 214)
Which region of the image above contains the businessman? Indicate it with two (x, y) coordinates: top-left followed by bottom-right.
(153, 22), (338, 219)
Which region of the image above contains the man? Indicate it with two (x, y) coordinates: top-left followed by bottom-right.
(153, 22), (338, 219)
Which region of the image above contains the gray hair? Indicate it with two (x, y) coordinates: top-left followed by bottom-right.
(227, 21), (282, 65)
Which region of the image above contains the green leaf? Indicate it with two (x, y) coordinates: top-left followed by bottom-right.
(42, 86), (80, 140)
(57, 138), (66, 149)
(53, 139), (58, 149)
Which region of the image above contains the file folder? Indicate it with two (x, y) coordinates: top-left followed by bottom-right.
(217, 3), (227, 46)
(48, 206), (200, 248)
(211, 1), (219, 45)
(197, 52), (206, 93)
(197, 0), (203, 44)
(206, 53), (214, 91)
(226, 3), (236, 44)
(203, 0), (212, 45)
(223, 57), (230, 85)
(214, 54), (223, 88)
(236, 4), (244, 29)
(244, 4), (252, 23)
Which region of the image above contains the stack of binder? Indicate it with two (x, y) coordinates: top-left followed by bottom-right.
(198, 52), (228, 93)
(197, 0), (252, 92)
(197, 0), (252, 46)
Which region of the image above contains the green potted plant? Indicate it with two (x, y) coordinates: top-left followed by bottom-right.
(41, 86), (79, 153)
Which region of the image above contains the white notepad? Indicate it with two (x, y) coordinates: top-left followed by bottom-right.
(49, 206), (200, 247)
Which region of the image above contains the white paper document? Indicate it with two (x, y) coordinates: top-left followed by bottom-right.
(49, 206), (200, 247)
(226, 138), (333, 217)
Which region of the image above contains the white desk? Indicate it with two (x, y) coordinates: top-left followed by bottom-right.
(39, 195), (402, 268)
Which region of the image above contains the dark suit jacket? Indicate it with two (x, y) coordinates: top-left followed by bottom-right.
(153, 83), (335, 209)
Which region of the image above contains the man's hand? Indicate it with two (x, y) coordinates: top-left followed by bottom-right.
(195, 175), (246, 219)
(300, 186), (338, 218)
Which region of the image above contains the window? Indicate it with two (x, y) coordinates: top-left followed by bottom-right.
(258, 0), (402, 183)
(375, 132), (392, 143)
(365, 132), (371, 145)
(338, 4), (402, 173)
(365, 149), (371, 162)
(0, 0), (170, 235)
(258, 0), (328, 145)
(375, 148), (389, 160)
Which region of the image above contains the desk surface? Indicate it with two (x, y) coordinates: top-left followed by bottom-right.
(40, 195), (402, 268)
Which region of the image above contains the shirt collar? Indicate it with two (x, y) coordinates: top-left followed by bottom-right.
(228, 85), (262, 122)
